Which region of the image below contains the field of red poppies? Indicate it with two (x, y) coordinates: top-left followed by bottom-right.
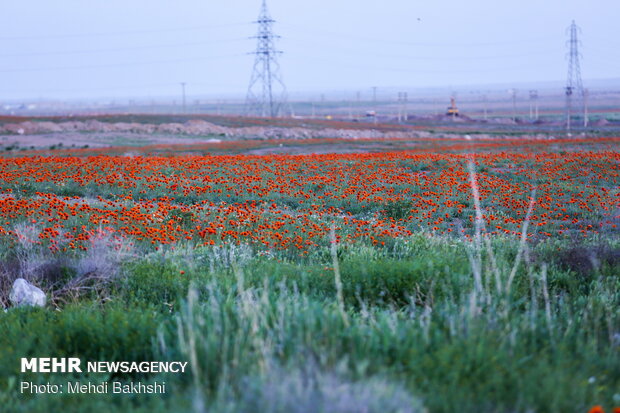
(0, 138), (617, 255)
(1, 134), (618, 413)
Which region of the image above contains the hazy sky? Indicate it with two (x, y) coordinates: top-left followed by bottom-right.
(0, 0), (618, 101)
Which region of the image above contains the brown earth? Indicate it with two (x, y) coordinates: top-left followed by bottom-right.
(0, 119), (433, 141)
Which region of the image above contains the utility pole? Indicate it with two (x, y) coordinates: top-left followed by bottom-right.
(397, 92), (408, 123)
(509, 89), (517, 122)
(372, 86), (378, 124)
(180, 82), (186, 114)
(583, 88), (589, 127)
(529, 90), (538, 121)
(565, 20), (585, 134)
(245, 0), (288, 117)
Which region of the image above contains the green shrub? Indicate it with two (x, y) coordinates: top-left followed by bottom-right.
(0, 302), (162, 384)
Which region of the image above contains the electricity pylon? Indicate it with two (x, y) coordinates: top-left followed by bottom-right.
(565, 20), (585, 133)
(244, 0), (288, 118)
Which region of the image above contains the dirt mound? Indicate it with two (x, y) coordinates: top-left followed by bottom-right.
(0, 119), (427, 140)
(591, 118), (610, 127)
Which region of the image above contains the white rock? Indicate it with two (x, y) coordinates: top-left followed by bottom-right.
(9, 278), (46, 308)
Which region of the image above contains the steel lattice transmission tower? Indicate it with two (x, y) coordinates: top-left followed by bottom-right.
(565, 20), (585, 132)
(245, 0), (288, 118)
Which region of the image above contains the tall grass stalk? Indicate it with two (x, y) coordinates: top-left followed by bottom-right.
(330, 224), (349, 327)
(506, 189), (537, 294)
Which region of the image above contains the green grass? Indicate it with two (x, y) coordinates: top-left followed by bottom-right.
(0, 234), (618, 412)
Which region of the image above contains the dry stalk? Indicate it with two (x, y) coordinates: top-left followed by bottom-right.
(50, 271), (113, 306)
(540, 264), (554, 335)
(330, 224), (349, 327)
(505, 189), (537, 294)
(466, 156), (498, 299)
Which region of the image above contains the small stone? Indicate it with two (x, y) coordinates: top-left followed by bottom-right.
(9, 278), (46, 308)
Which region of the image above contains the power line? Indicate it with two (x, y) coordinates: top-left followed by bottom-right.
(279, 22), (550, 48)
(0, 38), (246, 58)
(282, 39), (558, 62)
(0, 22), (250, 41)
(282, 52), (548, 74)
(0, 53), (245, 73)
(0, 82), (180, 94)
(0, 79), (250, 95)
